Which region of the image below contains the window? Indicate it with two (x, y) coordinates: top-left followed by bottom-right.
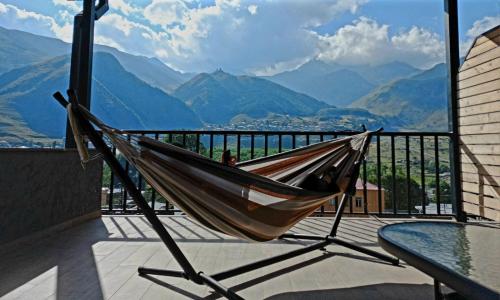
(355, 197), (363, 208)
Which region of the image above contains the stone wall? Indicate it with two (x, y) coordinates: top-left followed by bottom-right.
(0, 149), (102, 244)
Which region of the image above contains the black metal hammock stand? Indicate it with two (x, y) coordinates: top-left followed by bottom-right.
(53, 90), (398, 300)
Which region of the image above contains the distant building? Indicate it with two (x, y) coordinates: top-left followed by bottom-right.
(319, 179), (385, 213)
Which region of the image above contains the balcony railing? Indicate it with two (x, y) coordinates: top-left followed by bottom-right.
(101, 130), (454, 217)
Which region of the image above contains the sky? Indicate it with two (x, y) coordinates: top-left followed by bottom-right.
(0, 0), (498, 75)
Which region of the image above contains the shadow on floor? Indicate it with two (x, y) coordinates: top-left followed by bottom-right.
(265, 283), (434, 300)
(0, 218), (110, 300)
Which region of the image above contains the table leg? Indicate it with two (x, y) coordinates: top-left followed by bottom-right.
(434, 279), (443, 300)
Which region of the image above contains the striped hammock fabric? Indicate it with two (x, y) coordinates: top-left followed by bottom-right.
(72, 106), (373, 241)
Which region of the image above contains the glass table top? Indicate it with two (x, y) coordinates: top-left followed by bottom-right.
(379, 222), (500, 293)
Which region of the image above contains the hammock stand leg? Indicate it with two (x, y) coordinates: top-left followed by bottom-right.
(279, 194), (399, 265)
(54, 93), (242, 300)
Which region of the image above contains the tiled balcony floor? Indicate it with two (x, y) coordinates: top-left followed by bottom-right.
(0, 216), (438, 299)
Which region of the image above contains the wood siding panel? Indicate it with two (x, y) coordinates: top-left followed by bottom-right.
(458, 78), (500, 98)
(458, 89), (500, 107)
(459, 27), (500, 221)
(458, 68), (500, 90)
(458, 58), (500, 81)
(459, 111), (500, 126)
(466, 34), (500, 59)
(460, 134), (500, 145)
(460, 47), (500, 72)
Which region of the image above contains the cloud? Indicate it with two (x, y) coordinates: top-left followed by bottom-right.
(467, 15), (500, 38)
(317, 17), (444, 68)
(139, 0), (368, 73)
(0, 1), (459, 73)
(460, 15), (500, 55)
(113, 0), (141, 16)
(247, 4), (257, 15)
(0, 2), (71, 40)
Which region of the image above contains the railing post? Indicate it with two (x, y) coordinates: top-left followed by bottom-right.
(444, 0), (466, 221)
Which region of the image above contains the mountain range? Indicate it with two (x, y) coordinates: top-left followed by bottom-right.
(266, 59), (420, 106)
(0, 26), (190, 93)
(0, 26), (450, 144)
(0, 52), (201, 143)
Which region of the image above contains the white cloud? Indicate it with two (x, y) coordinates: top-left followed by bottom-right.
(52, 0), (80, 14)
(0, 2), (66, 39)
(113, 0), (141, 16)
(139, 0), (368, 73)
(317, 17), (444, 68)
(247, 5), (257, 15)
(0, 1), (457, 73)
(467, 15), (500, 38)
(461, 15), (500, 55)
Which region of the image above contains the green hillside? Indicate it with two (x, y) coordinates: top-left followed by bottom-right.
(350, 63), (447, 131)
(174, 70), (330, 124)
(0, 52), (202, 143)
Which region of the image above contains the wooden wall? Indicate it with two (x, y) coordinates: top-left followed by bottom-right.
(458, 25), (500, 221)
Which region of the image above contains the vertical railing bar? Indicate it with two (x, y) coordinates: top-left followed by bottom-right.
(250, 134), (255, 159)
(349, 195), (353, 214)
(363, 159), (368, 214)
(306, 134), (310, 145)
(391, 135), (396, 215)
(377, 135), (382, 214)
(182, 133), (186, 148)
(108, 146), (116, 212)
(195, 134), (200, 154)
(168, 133), (173, 143)
(122, 134), (131, 212)
(292, 134), (296, 149)
(420, 135), (426, 215)
(320, 134), (324, 142)
(151, 133), (158, 211)
(406, 135), (411, 215)
(137, 133), (144, 212)
(223, 134), (227, 152)
(435, 136), (441, 215)
(237, 134), (241, 161)
(209, 134), (214, 159)
(278, 134), (282, 153)
(264, 133), (268, 156)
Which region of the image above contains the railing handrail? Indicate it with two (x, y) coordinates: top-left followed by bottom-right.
(119, 129), (452, 137)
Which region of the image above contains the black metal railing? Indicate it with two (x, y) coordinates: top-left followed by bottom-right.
(100, 130), (454, 217)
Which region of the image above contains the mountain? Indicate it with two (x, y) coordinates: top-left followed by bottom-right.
(347, 61), (420, 85)
(0, 52), (202, 143)
(0, 27), (69, 74)
(267, 59), (419, 106)
(350, 63), (447, 131)
(0, 26), (191, 92)
(94, 46), (193, 92)
(173, 70), (330, 124)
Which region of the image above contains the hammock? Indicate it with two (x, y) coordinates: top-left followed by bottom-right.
(68, 102), (371, 241)
(54, 90), (397, 299)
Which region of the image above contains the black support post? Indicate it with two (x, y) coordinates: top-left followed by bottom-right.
(65, 0), (108, 148)
(444, 0), (466, 222)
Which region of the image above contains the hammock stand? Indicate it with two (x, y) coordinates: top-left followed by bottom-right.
(54, 90), (398, 300)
